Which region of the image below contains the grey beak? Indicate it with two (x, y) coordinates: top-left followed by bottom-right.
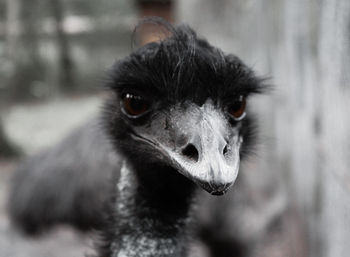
(172, 128), (240, 195)
(163, 101), (241, 195)
(132, 100), (242, 195)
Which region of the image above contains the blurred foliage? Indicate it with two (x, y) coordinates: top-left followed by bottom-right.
(0, 119), (20, 158)
(65, 0), (134, 16)
(0, 0), (137, 103)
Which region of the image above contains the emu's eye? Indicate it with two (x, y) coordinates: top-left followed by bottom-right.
(228, 96), (246, 120)
(121, 93), (151, 117)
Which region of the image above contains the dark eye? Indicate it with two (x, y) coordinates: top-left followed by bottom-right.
(228, 96), (246, 120)
(121, 93), (151, 117)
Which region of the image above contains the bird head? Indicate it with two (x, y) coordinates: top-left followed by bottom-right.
(104, 19), (267, 196)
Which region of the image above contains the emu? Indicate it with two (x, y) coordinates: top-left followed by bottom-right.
(9, 20), (270, 257)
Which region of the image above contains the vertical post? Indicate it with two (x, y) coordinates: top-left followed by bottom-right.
(50, 0), (75, 92)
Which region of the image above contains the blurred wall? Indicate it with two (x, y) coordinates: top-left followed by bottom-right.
(177, 1), (350, 257)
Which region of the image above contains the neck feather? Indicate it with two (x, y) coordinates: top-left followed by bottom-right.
(101, 161), (197, 257)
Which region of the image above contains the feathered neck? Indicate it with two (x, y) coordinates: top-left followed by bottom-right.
(99, 160), (198, 257)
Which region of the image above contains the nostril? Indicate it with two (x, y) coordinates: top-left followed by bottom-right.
(223, 144), (228, 155)
(182, 144), (199, 162)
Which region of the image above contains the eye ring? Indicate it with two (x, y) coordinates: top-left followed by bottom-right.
(227, 96), (246, 121)
(121, 93), (152, 118)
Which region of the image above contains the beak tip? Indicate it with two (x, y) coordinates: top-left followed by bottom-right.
(197, 180), (234, 196)
(210, 190), (226, 196)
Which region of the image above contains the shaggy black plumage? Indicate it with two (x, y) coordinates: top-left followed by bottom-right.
(8, 119), (120, 234)
(8, 18), (270, 257)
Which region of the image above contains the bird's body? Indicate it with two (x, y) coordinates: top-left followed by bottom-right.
(8, 118), (119, 234)
(8, 19), (277, 257)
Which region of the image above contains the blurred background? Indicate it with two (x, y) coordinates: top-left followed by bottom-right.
(0, 0), (349, 256)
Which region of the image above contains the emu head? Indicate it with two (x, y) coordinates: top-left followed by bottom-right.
(104, 22), (267, 195)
